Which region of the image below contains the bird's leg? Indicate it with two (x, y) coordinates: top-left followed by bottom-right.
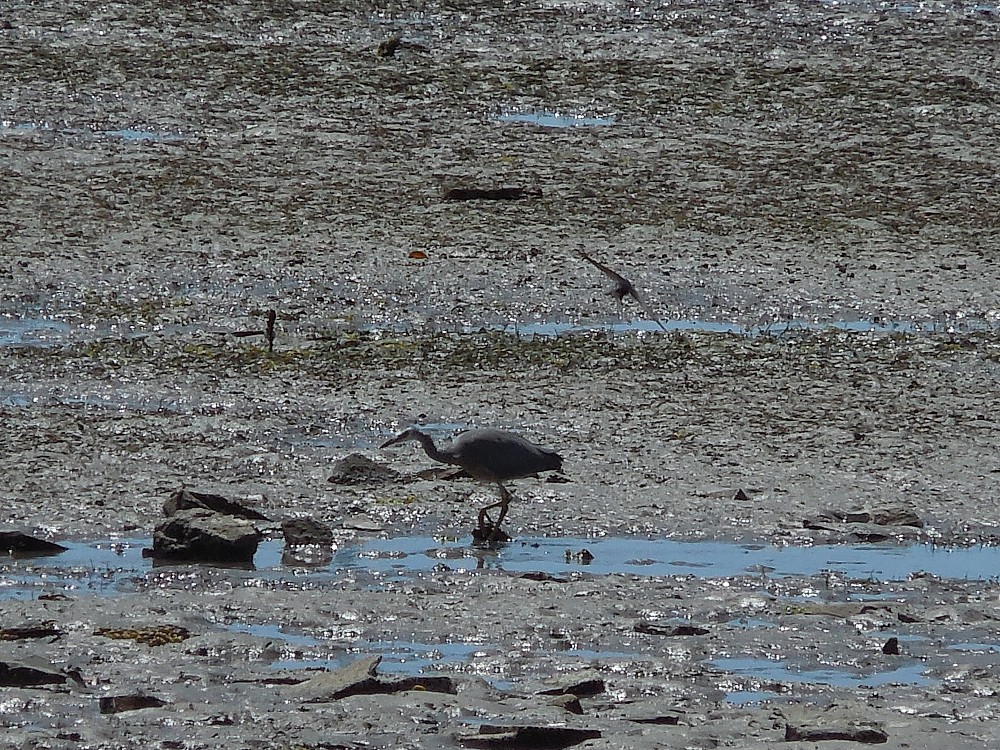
(492, 484), (513, 530)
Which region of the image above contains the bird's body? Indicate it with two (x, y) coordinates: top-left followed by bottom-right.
(379, 427), (563, 540)
(575, 248), (669, 332)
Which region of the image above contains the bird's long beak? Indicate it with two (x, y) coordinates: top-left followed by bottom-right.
(379, 433), (405, 449)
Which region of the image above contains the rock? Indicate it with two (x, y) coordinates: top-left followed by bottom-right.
(0, 659), (75, 687)
(281, 517), (334, 546)
(0, 623), (61, 641)
(635, 621), (709, 636)
(99, 695), (168, 714)
(376, 35), (401, 58)
(457, 725), (601, 748)
(149, 509), (260, 564)
(327, 454), (399, 485)
(547, 694), (584, 714)
(784, 723), (888, 743)
(882, 637), (900, 655)
(443, 186), (542, 201)
(811, 503), (923, 529)
(0, 531), (67, 557)
(287, 655), (458, 701)
(734, 488), (751, 502)
(782, 706), (889, 744)
(537, 670), (605, 698)
(163, 488), (269, 521)
(288, 655), (383, 701)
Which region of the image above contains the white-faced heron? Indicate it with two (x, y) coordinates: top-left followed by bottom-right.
(379, 427), (563, 538)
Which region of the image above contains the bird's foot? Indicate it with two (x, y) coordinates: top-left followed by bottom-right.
(472, 522), (511, 546)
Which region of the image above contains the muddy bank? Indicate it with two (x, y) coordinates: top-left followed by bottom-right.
(3, 0), (1000, 748)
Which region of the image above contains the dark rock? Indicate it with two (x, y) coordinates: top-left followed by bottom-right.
(0, 531), (67, 557)
(520, 571), (569, 583)
(458, 725), (601, 748)
(882, 637), (900, 655)
(163, 489), (269, 521)
(0, 660), (73, 687)
(537, 670), (605, 698)
(547, 694), (584, 714)
(443, 187), (542, 201)
(282, 517), (334, 546)
(812, 503), (922, 529)
(150, 509), (260, 564)
(327, 454), (400, 485)
(635, 621), (709, 636)
(734, 488), (751, 502)
(784, 723), (888, 743)
(99, 695), (168, 714)
(376, 35), (401, 57)
(628, 713), (682, 725)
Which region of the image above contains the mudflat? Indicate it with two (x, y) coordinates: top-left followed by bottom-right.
(2, 1), (1000, 748)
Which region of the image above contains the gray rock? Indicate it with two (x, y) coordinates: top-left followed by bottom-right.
(163, 488), (270, 521)
(150, 509), (260, 564)
(328, 454), (400, 485)
(0, 531), (67, 557)
(288, 656), (457, 701)
(784, 723), (888, 743)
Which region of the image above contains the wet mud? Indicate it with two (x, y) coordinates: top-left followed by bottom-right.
(3, 0), (1000, 748)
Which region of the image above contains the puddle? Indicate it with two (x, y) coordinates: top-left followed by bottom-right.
(5, 536), (1000, 602)
(0, 316), (71, 347)
(495, 110), (617, 128)
(0, 121), (183, 142)
(712, 657), (932, 692)
(499, 316), (1000, 338)
(949, 643), (1000, 653)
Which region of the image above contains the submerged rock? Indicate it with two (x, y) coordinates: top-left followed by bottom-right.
(149, 509), (260, 564)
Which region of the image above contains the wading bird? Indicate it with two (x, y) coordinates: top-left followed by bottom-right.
(379, 427), (563, 540)
(575, 247), (670, 332)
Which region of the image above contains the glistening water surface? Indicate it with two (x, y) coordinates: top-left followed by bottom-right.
(3, 536), (998, 600)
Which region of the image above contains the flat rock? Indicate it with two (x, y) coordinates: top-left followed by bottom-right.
(99, 694), (168, 714)
(288, 656), (457, 701)
(327, 454), (400, 485)
(457, 725), (601, 748)
(0, 531), (68, 557)
(163, 488), (270, 521)
(150, 508), (260, 564)
(0, 659), (75, 687)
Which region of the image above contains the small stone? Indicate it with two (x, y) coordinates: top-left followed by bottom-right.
(537, 670), (605, 698)
(635, 621), (709, 636)
(882, 637), (900, 655)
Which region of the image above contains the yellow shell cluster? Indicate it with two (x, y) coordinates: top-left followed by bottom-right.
(94, 625), (191, 646)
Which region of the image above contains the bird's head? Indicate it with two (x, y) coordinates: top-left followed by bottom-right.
(379, 427), (422, 449)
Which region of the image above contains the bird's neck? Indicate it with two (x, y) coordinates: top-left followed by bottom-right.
(414, 431), (451, 465)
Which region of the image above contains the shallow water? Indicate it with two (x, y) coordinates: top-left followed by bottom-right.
(4, 535), (999, 602)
